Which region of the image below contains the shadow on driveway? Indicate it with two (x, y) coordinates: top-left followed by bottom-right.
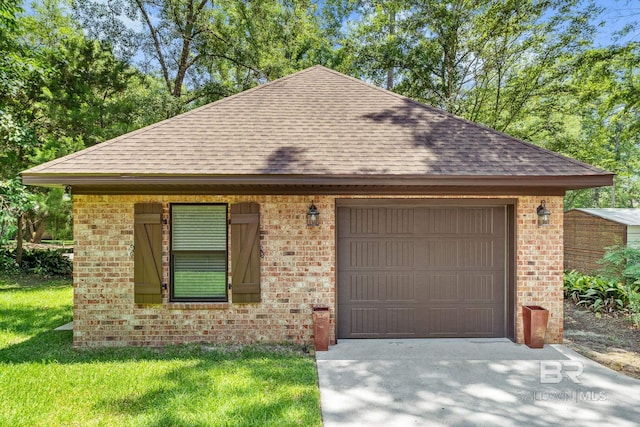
(316, 339), (640, 426)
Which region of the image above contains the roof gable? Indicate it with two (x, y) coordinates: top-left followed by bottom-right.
(23, 66), (613, 194)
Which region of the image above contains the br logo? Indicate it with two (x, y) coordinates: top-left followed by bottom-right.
(539, 361), (584, 384)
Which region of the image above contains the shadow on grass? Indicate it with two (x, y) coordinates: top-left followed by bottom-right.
(0, 275), (71, 289)
(99, 358), (317, 427)
(0, 331), (321, 426)
(0, 328), (309, 366)
(0, 275), (321, 426)
(0, 306), (72, 337)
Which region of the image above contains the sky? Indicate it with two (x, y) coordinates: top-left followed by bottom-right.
(21, 0), (640, 50)
(594, 0), (640, 46)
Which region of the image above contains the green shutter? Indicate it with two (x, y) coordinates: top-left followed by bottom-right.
(134, 203), (163, 304)
(231, 202), (261, 303)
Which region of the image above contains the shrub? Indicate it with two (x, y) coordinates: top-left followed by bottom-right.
(564, 270), (627, 314)
(627, 285), (640, 328)
(0, 250), (19, 275)
(598, 245), (640, 285)
(0, 248), (72, 277)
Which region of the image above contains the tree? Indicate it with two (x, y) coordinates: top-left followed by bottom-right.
(20, 0), (176, 146)
(1, 0), (46, 119)
(0, 0), (27, 98)
(0, 111), (38, 179)
(560, 44), (640, 208)
(1, 1), (178, 256)
(72, 0), (332, 107)
(329, 0), (601, 134)
(0, 178), (36, 265)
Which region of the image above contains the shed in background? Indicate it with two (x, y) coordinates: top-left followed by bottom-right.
(564, 208), (640, 274)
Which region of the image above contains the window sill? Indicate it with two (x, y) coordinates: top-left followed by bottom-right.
(166, 302), (230, 310)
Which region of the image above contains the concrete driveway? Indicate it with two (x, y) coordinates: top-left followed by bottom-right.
(316, 339), (640, 426)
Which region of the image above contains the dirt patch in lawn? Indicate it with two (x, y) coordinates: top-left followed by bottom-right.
(563, 299), (640, 380)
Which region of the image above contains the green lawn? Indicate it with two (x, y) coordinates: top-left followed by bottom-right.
(0, 276), (322, 427)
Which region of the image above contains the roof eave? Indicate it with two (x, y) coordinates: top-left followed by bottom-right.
(21, 173), (614, 195)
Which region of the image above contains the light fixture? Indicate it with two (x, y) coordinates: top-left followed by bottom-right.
(536, 200), (551, 226)
(307, 202), (320, 227)
(62, 185), (72, 202)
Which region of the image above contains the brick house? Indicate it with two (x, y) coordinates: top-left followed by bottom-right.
(564, 208), (640, 274)
(22, 66), (612, 348)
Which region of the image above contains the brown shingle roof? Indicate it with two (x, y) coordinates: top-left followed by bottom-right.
(22, 66), (612, 194)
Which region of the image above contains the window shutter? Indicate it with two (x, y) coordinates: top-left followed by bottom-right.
(134, 203), (163, 304)
(230, 202), (260, 303)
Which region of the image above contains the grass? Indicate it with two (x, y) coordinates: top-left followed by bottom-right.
(0, 275), (322, 427)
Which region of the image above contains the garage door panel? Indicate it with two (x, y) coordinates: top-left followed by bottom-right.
(421, 208), (459, 234)
(346, 207), (381, 235)
(385, 274), (415, 301)
(460, 238), (505, 268)
(460, 208), (495, 234)
(348, 307), (382, 336)
(385, 241), (414, 267)
(338, 204), (507, 339)
(385, 208), (415, 234)
(347, 274), (383, 302)
(347, 273), (417, 302)
(386, 308), (415, 336)
(461, 274), (502, 303)
(423, 275), (459, 301)
(426, 308), (459, 335)
(460, 240), (495, 268)
(462, 308), (496, 336)
(347, 239), (420, 269)
(424, 240), (458, 267)
(349, 241), (380, 268)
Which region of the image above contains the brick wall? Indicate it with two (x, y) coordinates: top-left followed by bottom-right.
(515, 196), (564, 344)
(564, 210), (626, 275)
(73, 194), (564, 347)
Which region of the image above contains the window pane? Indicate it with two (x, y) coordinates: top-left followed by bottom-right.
(172, 205), (226, 251)
(173, 252), (226, 299)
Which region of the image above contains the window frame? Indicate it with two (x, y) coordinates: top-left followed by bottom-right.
(169, 203), (229, 303)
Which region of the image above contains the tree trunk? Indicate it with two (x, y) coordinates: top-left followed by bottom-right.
(27, 218), (35, 243)
(386, 9), (395, 90)
(610, 178), (615, 208)
(16, 214), (23, 266)
(611, 132), (620, 208)
(32, 220), (47, 244)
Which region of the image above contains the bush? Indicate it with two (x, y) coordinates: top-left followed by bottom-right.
(0, 251), (19, 275)
(598, 245), (640, 285)
(0, 248), (72, 277)
(564, 270), (627, 314)
(626, 283), (640, 328)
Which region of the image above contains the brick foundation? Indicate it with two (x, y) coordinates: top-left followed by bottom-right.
(73, 194), (563, 347)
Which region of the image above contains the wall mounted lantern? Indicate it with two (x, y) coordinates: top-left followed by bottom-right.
(307, 202), (320, 227)
(536, 200), (551, 226)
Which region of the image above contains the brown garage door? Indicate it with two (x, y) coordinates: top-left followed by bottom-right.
(337, 202), (506, 338)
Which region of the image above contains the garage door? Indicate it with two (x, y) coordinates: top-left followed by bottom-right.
(337, 203), (506, 338)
